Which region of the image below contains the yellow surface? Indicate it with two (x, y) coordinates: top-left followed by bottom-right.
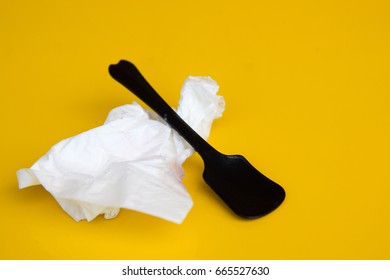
(1, 0), (389, 259)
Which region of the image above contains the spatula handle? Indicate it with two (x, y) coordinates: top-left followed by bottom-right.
(109, 60), (215, 157)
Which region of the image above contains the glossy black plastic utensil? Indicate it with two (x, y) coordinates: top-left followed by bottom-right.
(109, 60), (285, 218)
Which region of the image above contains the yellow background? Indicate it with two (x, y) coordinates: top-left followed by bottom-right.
(1, 0), (389, 259)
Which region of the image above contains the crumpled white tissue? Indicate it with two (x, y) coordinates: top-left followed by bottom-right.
(16, 76), (225, 224)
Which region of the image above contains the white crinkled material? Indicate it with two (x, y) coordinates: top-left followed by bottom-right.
(16, 76), (225, 224)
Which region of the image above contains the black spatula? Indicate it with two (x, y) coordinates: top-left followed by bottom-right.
(109, 60), (285, 218)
